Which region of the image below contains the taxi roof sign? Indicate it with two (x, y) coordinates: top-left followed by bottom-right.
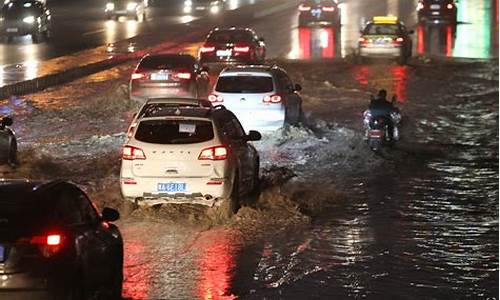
(373, 16), (399, 24)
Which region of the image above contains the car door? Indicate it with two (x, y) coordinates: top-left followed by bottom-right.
(216, 112), (254, 193)
(230, 113), (258, 192)
(57, 185), (114, 287)
(275, 69), (301, 113)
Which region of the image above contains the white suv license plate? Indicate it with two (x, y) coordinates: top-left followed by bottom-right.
(430, 4), (441, 9)
(151, 73), (168, 81)
(217, 49), (232, 57)
(6, 28), (18, 33)
(158, 183), (186, 193)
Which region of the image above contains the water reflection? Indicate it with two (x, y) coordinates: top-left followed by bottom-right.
(289, 27), (341, 59)
(352, 65), (410, 102)
(417, 24), (455, 56)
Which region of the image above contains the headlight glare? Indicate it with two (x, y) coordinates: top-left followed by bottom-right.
(23, 16), (35, 23)
(127, 2), (138, 10)
(106, 3), (115, 10)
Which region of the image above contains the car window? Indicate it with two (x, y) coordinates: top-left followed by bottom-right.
(215, 76), (274, 93)
(138, 56), (195, 71)
(207, 31), (253, 43)
(364, 24), (401, 35)
(73, 188), (99, 224)
(135, 119), (214, 144)
(216, 113), (245, 140)
(54, 188), (84, 225)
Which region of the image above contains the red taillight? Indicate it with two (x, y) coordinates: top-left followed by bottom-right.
(299, 4), (311, 11)
(446, 3), (454, 9)
(263, 94), (282, 103)
(393, 37), (404, 44)
(131, 72), (145, 80)
(358, 37), (368, 45)
(198, 145), (229, 160)
(322, 6), (335, 12)
(30, 234), (63, 258)
(200, 45), (216, 53)
(208, 94), (223, 103)
(234, 44), (250, 53)
(122, 145), (146, 160)
(176, 72), (192, 80)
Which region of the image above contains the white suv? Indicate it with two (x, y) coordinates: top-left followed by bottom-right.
(120, 103), (261, 216)
(208, 65), (303, 132)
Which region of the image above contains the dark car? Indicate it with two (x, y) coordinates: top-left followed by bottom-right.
(129, 54), (210, 102)
(298, 0), (340, 27)
(183, 0), (225, 15)
(417, 0), (458, 24)
(105, 0), (147, 21)
(199, 27), (266, 66)
(0, 0), (51, 43)
(0, 180), (123, 300)
(0, 116), (17, 166)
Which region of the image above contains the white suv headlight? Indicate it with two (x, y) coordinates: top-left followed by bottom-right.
(106, 3), (115, 10)
(127, 2), (138, 10)
(23, 16), (35, 23)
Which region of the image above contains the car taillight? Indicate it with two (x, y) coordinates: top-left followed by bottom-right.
(176, 72), (192, 80)
(208, 94), (223, 103)
(200, 45), (216, 53)
(298, 4), (311, 11)
(393, 37), (404, 44)
(358, 37), (369, 45)
(122, 145), (146, 160)
(446, 3), (454, 9)
(131, 72), (145, 80)
(322, 6), (335, 12)
(234, 44), (250, 53)
(263, 94), (282, 103)
(198, 145), (229, 160)
(30, 234), (64, 258)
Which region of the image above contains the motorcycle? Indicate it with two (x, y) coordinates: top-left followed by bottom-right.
(363, 110), (401, 151)
(0, 116), (17, 165)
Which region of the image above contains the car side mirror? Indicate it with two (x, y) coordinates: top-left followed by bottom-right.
(245, 130), (261, 141)
(101, 207), (120, 222)
(1, 116), (13, 127)
(294, 83), (302, 92)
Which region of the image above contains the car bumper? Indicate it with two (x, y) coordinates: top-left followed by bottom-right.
(359, 46), (402, 57)
(129, 85), (195, 102)
(106, 10), (138, 17)
(0, 25), (37, 36)
(299, 13), (339, 25)
(418, 11), (456, 23)
(120, 176), (232, 205)
(200, 55), (255, 65)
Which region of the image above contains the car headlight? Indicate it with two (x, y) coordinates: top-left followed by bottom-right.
(184, 0), (192, 6)
(106, 3), (115, 10)
(23, 16), (35, 23)
(127, 2), (138, 10)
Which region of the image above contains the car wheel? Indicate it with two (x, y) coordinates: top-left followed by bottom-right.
(285, 101), (301, 125)
(109, 259), (123, 299)
(8, 137), (17, 166)
(218, 172), (240, 219)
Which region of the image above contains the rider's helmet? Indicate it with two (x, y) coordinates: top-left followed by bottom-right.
(377, 89), (387, 100)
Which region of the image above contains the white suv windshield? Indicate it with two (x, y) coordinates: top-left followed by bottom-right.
(215, 76), (274, 93)
(135, 120), (214, 144)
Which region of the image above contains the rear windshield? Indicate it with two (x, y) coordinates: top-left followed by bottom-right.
(207, 31), (253, 43)
(215, 76), (274, 93)
(135, 119), (214, 144)
(0, 194), (50, 230)
(138, 56), (195, 71)
(364, 24), (401, 35)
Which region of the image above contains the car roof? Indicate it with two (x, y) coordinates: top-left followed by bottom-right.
(0, 180), (65, 202)
(220, 64), (280, 75)
(143, 97), (212, 107)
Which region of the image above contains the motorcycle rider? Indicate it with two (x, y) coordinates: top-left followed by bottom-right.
(364, 89), (400, 141)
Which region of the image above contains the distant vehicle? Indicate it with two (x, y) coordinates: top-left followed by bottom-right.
(183, 0), (225, 15)
(105, 0), (146, 21)
(0, 115), (16, 165)
(0, 180), (123, 299)
(358, 16), (413, 65)
(120, 104), (261, 217)
(0, 0), (51, 43)
(199, 27), (266, 66)
(417, 0), (457, 24)
(129, 54), (210, 103)
(298, 0), (341, 27)
(208, 65), (303, 133)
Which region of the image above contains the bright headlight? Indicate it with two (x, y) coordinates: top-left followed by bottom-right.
(184, 0), (192, 6)
(106, 3), (115, 10)
(210, 5), (220, 14)
(127, 2), (138, 10)
(23, 16), (35, 23)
